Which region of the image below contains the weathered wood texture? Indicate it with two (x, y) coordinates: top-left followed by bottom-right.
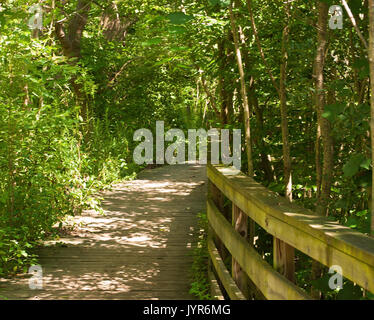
(207, 164), (374, 296)
(208, 268), (224, 300)
(208, 199), (310, 300)
(273, 237), (295, 283)
(0, 164), (207, 300)
(231, 204), (250, 298)
(208, 238), (246, 300)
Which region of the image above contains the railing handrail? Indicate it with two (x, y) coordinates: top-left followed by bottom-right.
(207, 163), (374, 299)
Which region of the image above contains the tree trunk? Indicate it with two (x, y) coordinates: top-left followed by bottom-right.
(368, 0), (374, 236)
(247, 0), (291, 193)
(316, 123), (322, 199)
(229, 2), (255, 299)
(248, 84), (275, 183)
(235, 11), (275, 183)
(55, 0), (91, 139)
(315, 2), (333, 217)
(229, 3), (253, 177)
(280, 3), (292, 202)
(312, 1), (330, 299)
(201, 75), (221, 119)
(218, 38), (233, 125)
(272, 2), (295, 283)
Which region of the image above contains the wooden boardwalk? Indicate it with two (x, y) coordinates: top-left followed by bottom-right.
(0, 164), (207, 300)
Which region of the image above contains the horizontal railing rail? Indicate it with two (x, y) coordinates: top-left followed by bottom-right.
(207, 164), (374, 300)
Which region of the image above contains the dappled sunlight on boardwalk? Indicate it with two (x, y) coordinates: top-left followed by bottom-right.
(0, 164), (207, 300)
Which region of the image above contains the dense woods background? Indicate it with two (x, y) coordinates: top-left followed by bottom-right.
(0, 0), (373, 299)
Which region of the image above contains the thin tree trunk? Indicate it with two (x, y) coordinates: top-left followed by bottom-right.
(55, 0), (91, 140)
(312, 1), (330, 299)
(368, 0), (374, 236)
(315, 2), (333, 217)
(273, 1), (295, 283)
(229, 2), (253, 177)
(247, 0), (292, 195)
(246, 0), (280, 95)
(201, 75), (221, 119)
(235, 12), (275, 183)
(343, 0), (368, 50)
(316, 123), (322, 199)
(218, 39), (231, 125)
(7, 105), (15, 221)
(229, 1), (254, 298)
(249, 85), (275, 182)
(280, 2), (292, 202)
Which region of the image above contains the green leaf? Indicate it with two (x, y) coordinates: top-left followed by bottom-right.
(209, 0), (221, 5)
(170, 46), (189, 52)
(322, 103), (344, 122)
(352, 58), (368, 70)
(176, 64), (192, 69)
(345, 216), (358, 229)
(356, 210), (368, 217)
(310, 273), (332, 293)
(343, 154), (367, 178)
(167, 12), (193, 25)
(360, 158), (371, 170)
(209, 0), (230, 6)
(168, 25), (187, 34)
(20, 250), (28, 257)
(154, 57), (173, 66)
(352, 58), (370, 79)
(219, 0), (230, 7)
(141, 38), (162, 46)
(336, 282), (362, 300)
(319, 0), (335, 5)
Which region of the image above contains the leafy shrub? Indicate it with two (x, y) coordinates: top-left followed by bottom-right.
(189, 212), (212, 300)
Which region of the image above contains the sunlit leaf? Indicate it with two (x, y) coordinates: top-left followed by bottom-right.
(167, 12), (193, 25)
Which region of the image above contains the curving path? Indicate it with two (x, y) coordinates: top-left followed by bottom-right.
(0, 164), (207, 300)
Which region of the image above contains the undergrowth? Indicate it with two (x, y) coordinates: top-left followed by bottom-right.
(189, 212), (212, 300)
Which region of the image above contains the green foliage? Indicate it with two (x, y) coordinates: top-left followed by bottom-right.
(0, 227), (38, 275)
(310, 271), (366, 300)
(167, 12), (194, 25)
(0, 0), (198, 277)
(322, 103), (344, 122)
(189, 212), (212, 300)
(343, 154), (371, 178)
(0, 1), (144, 276)
(209, 0), (230, 9)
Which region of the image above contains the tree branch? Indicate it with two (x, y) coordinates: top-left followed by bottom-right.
(108, 59), (134, 87)
(55, 0), (92, 59)
(342, 0), (368, 50)
(246, 0), (280, 96)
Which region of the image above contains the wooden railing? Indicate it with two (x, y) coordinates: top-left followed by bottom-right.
(207, 164), (374, 300)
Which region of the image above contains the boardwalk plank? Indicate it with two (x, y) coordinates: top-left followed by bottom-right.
(0, 164), (206, 300)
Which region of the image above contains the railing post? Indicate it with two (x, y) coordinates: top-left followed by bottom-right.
(273, 237), (295, 283)
(209, 179), (229, 262)
(231, 204), (250, 298)
(209, 180), (224, 213)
